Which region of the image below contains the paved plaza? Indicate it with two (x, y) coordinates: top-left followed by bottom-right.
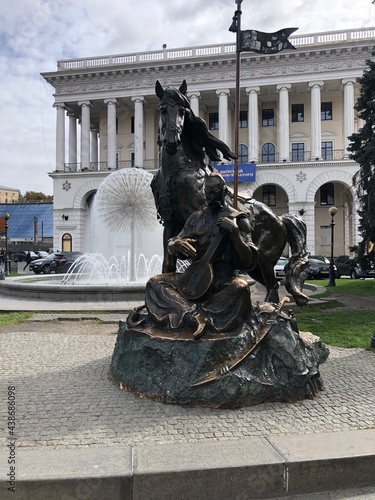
(0, 279), (375, 498)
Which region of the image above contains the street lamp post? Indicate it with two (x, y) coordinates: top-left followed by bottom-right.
(3, 212), (10, 276)
(328, 206), (337, 287)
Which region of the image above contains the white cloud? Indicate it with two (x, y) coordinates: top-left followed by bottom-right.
(0, 0), (374, 195)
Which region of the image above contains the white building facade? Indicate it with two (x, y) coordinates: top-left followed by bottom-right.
(41, 27), (375, 257)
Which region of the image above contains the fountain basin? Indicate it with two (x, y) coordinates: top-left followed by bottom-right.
(0, 275), (146, 302)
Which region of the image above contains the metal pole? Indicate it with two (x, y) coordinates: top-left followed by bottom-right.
(328, 206), (337, 286)
(232, 0), (242, 209)
(3, 213), (10, 276)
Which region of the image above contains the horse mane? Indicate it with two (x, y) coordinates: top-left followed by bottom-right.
(183, 109), (237, 163)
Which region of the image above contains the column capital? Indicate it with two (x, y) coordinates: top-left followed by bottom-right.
(246, 86), (260, 94)
(78, 100), (92, 107)
(104, 98), (118, 106)
(131, 96), (145, 103)
(53, 102), (66, 109)
(308, 81), (324, 90)
(187, 91), (201, 99)
(276, 83), (291, 92)
(66, 110), (77, 118)
(216, 88), (230, 97)
(342, 78), (356, 86)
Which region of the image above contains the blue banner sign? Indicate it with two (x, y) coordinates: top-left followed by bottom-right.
(215, 163), (256, 182)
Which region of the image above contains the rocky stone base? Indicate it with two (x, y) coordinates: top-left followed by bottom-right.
(110, 304), (329, 408)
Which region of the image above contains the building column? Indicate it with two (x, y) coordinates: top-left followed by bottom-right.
(67, 111), (77, 172)
(131, 96), (145, 168)
(309, 81), (324, 160)
(187, 91), (201, 116)
(342, 78), (356, 157)
(246, 86), (260, 163)
(54, 103), (65, 171)
(104, 98), (117, 169)
(90, 128), (99, 169)
(216, 89), (230, 153)
(78, 100), (92, 170)
(277, 83), (291, 162)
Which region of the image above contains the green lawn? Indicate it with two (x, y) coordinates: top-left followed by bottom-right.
(294, 279), (375, 349)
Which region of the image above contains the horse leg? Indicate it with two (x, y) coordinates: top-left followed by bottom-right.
(260, 262), (280, 304)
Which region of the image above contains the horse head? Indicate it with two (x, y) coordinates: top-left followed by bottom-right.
(156, 80), (190, 156)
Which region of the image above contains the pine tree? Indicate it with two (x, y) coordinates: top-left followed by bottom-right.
(348, 49), (375, 268)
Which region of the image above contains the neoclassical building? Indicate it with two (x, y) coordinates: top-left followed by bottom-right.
(41, 27), (375, 257)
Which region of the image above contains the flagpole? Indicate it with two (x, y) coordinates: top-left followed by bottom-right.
(231, 0), (242, 209)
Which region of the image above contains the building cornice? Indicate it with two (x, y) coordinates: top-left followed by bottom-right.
(43, 43), (372, 99)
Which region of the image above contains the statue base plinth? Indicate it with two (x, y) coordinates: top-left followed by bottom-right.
(110, 305), (329, 409)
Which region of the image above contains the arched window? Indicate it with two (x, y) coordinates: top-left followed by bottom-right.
(62, 233), (72, 252)
(261, 143), (275, 163)
(238, 144), (248, 164)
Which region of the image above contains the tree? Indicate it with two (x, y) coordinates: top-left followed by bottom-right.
(348, 49), (375, 268)
(21, 191), (53, 203)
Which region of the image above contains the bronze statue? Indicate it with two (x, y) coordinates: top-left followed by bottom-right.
(146, 173), (258, 339)
(151, 80), (309, 306)
(110, 81), (329, 408)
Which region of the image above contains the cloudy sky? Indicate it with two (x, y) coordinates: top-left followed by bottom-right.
(0, 0), (374, 196)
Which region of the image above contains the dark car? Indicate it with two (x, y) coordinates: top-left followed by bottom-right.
(334, 255), (375, 279)
(305, 256), (338, 279)
(50, 252), (82, 274)
(29, 252), (82, 274)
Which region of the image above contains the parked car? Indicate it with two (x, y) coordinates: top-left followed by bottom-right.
(274, 256), (288, 280)
(50, 252), (82, 274)
(30, 252), (82, 274)
(14, 251), (38, 263)
(305, 256), (338, 279)
(334, 255), (375, 279)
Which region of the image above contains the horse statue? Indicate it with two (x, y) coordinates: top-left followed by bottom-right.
(151, 80), (309, 306)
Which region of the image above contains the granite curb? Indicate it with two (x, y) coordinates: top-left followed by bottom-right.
(1, 430), (375, 500)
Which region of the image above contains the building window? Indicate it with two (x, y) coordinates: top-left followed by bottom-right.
(261, 143), (275, 163)
(320, 182), (334, 206)
(131, 116), (134, 134)
(209, 112), (219, 130)
(291, 103), (304, 122)
(131, 152), (135, 167)
(291, 143), (305, 161)
(62, 233), (72, 252)
(238, 144), (248, 163)
(321, 141), (333, 160)
(321, 102), (332, 121)
(239, 110), (248, 128)
(262, 185), (276, 206)
(262, 109), (274, 127)
(116, 118), (119, 134)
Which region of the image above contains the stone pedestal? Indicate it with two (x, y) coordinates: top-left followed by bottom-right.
(110, 305), (329, 409)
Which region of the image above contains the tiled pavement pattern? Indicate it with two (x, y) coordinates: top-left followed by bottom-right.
(1, 322), (374, 451)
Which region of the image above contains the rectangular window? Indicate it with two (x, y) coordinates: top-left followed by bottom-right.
(321, 141), (333, 160)
(320, 183), (334, 206)
(116, 118), (119, 135)
(292, 104), (304, 122)
(131, 116), (135, 134)
(321, 102), (332, 121)
(262, 109), (274, 127)
(239, 110), (248, 128)
(262, 185), (276, 206)
(209, 112), (219, 130)
(291, 143), (305, 161)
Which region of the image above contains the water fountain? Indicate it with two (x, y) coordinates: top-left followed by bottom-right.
(0, 169), (164, 301)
